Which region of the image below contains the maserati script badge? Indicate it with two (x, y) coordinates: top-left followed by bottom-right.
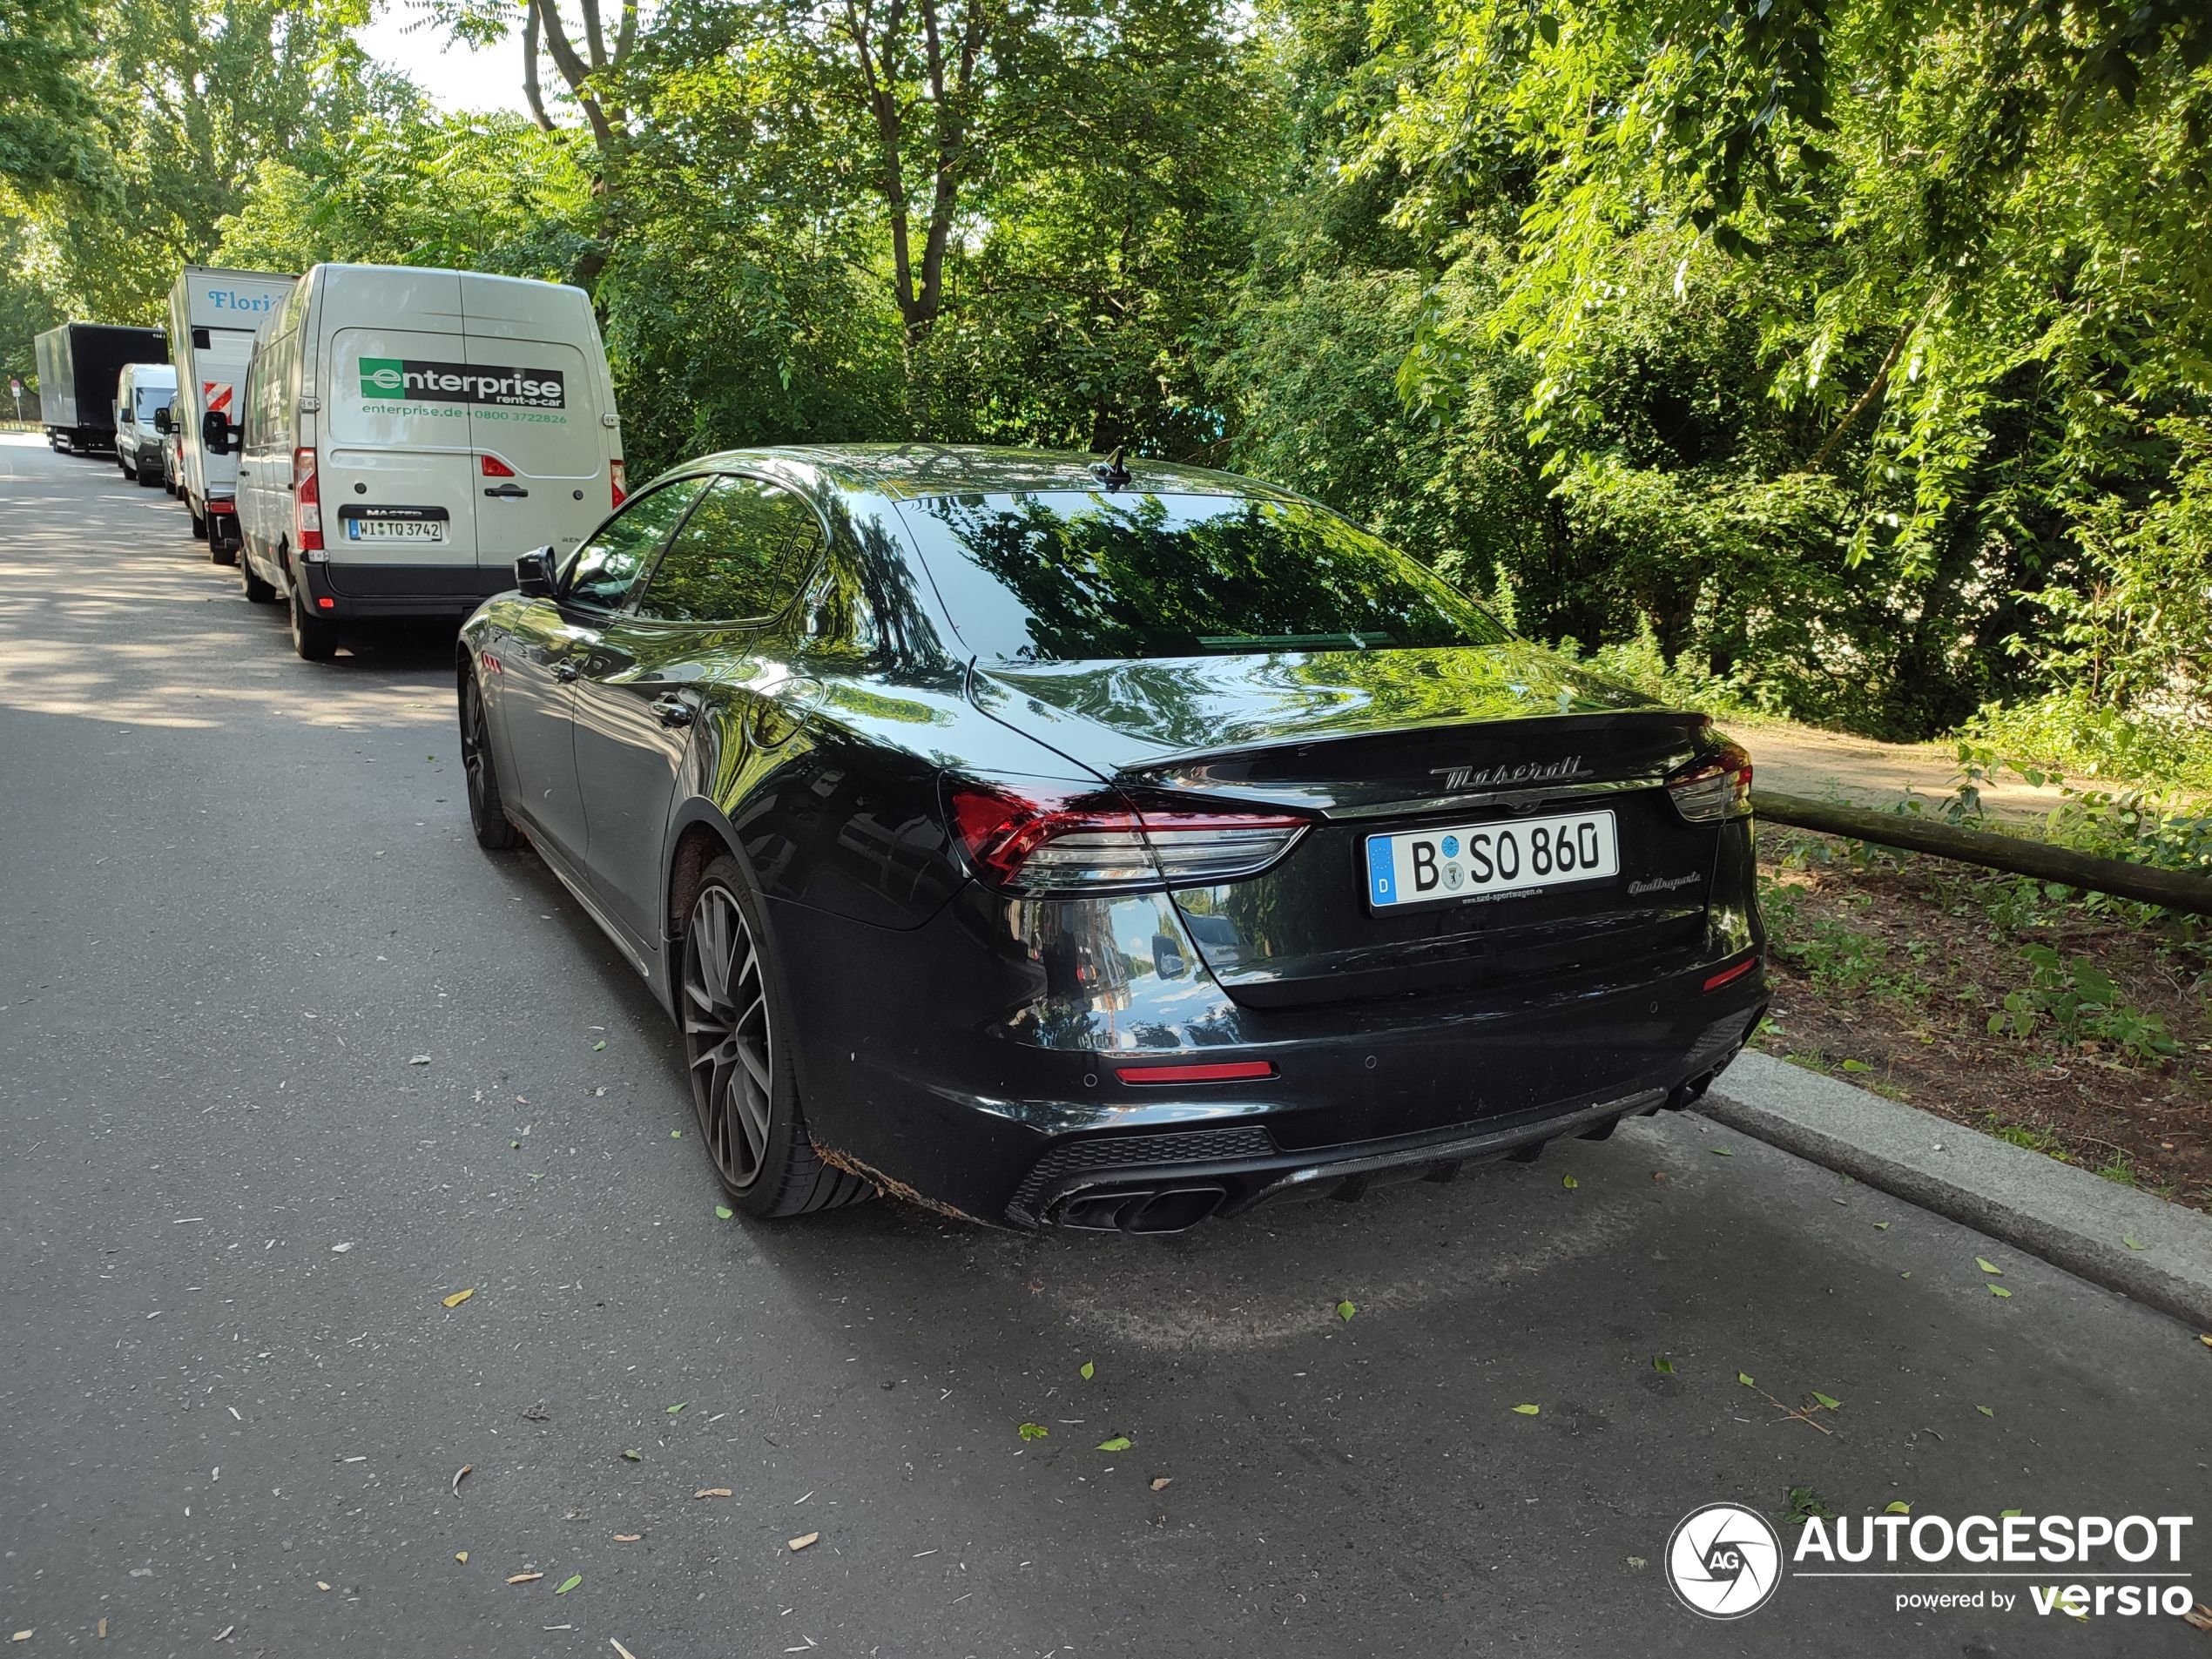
(1430, 755), (1588, 792)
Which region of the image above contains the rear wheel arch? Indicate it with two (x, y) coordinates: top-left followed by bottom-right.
(665, 813), (743, 950)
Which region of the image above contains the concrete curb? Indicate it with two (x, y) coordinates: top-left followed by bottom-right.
(1699, 1050), (2212, 1333)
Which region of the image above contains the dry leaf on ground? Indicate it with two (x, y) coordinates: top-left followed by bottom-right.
(787, 1532), (819, 1552)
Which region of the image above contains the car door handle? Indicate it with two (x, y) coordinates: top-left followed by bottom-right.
(483, 483), (529, 499)
(651, 695), (695, 729)
(551, 660), (580, 684)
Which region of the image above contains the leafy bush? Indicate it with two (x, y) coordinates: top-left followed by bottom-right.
(1962, 694), (2212, 798)
(1987, 947), (2180, 1063)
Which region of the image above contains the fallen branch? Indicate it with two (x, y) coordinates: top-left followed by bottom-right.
(1752, 790), (2212, 918)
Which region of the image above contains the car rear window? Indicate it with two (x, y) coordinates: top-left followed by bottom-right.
(900, 491), (1507, 663)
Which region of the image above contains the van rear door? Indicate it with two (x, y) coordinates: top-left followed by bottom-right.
(324, 315), (480, 585)
(457, 275), (609, 577)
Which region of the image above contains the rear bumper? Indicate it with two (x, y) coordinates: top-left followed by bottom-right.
(766, 876), (1769, 1230)
(1002, 1063), (1751, 1232)
(299, 558), (511, 620)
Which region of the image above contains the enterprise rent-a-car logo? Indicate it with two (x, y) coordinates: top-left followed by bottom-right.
(1663, 1502), (2201, 1626)
(359, 356), (565, 409)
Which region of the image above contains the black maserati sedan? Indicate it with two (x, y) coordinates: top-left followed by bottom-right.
(455, 445), (1766, 1231)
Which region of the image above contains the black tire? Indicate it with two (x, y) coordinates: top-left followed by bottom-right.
(190, 501), (207, 539)
(678, 857), (872, 1218)
(458, 669), (519, 851)
(240, 547), (277, 604)
(289, 577), (336, 661)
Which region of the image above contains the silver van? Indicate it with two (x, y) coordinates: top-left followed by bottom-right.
(225, 264), (624, 660)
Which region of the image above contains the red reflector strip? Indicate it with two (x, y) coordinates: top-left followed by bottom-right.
(1114, 1061), (1277, 1086)
(206, 500), (235, 514)
(1703, 957), (1758, 992)
(316, 597), (335, 610)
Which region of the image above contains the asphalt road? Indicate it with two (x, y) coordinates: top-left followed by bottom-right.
(2, 431), (2206, 1658)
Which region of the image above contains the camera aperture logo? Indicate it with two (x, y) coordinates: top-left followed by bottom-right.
(357, 356), (564, 409)
(1668, 1503), (1784, 1619)
(1664, 1504), (2198, 1623)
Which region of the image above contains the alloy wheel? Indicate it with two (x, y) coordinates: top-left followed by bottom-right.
(460, 678), (492, 833)
(682, 886), (774, 1191)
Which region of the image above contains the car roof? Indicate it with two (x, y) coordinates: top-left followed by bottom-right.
(670, 443), (1305, 503)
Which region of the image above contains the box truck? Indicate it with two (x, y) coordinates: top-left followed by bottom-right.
(228, 264), (624, 660)
(165, 266), (295, 558)
(34, 323), (168, 454)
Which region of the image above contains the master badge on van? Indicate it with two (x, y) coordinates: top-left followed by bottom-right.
(358, 356), (565, 410)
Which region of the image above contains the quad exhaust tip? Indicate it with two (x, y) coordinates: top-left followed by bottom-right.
(1049, 1184), (1229, 1234)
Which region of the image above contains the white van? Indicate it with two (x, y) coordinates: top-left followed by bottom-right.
(166, 265), (295, 558)
(226, 264), (624, 660)
(113, 362), (178, 485)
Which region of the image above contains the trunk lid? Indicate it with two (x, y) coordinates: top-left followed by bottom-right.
(970, 645), (1724, 1008)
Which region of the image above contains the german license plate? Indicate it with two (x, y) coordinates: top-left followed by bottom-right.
(347, 516), (446, 543)
(1365, 809), (1618, 909)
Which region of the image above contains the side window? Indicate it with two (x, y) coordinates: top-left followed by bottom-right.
(560, 478), (708, 610)
(249, 352), (273, 447)
(632, 475), (825, 624)
(240, 357), (261, 446)
(276, 327), (300, 446)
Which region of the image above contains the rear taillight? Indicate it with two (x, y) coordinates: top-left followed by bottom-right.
(480, 455), (516, 478)
(1667, 739), (1753, 822)
(292, 446), (321, 552)
(945, 778), (1309, 895)
(610, 458), (626, 509)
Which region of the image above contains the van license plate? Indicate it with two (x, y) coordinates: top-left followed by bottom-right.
(347, 518), (447, 543)
(1365, 809), (1619, 909)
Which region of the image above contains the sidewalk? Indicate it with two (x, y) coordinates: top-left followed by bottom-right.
(1703, 1052), (2212, 1332)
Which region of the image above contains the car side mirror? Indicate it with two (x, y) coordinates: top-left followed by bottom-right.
(153, 407), (172, 434)
(515, 547), (558, 598)
(201, 409), (232, 455)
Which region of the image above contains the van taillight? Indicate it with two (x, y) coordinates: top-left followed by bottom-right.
(293, 446), (321, 552)
(480, 455), (516, 478)
(610, 459), (626, 509)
